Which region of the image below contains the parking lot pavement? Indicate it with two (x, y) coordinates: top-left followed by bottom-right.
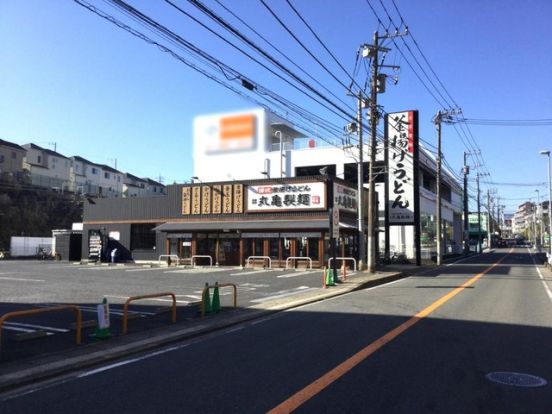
(0, 260), (413, 391)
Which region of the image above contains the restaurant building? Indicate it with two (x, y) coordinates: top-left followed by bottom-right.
(82, 176), (361, 267)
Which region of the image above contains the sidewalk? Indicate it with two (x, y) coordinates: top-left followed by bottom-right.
(0, 265), (427, 392)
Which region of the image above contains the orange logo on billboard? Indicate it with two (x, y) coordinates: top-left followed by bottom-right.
(220, 114), (255, 140)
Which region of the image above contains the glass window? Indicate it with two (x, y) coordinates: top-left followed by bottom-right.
(130, 223), (156, 250)
(0, 154), (4, 163)
(269, 239), (279, 260)
(11, 151), (16, 159)
(254, 239), (263, 256)
(308, 238), (320, 261)
(37, 155), (42, 164)
(282, 237), (292, 259)
(104, 172), (110, 179)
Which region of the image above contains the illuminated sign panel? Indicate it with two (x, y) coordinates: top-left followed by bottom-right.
(195, 111), (258, 154)
(333, 183), (357, 213)
(386, 111), (418, 225)
(246, 182), (326, 212)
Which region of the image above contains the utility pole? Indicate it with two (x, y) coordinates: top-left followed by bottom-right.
(463, 152), (470, 255)
(477, 173), (482, 253)
(357, 91), (365, 269)
(366, 30), (379, 273)
(487, 190), (492, 248)
(361, 30), (403, 272)
(432, 110), (452, 266)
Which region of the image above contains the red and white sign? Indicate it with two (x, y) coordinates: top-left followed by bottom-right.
(246, 182), (326, 212)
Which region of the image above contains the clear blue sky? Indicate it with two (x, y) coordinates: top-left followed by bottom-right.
(1, 0), (551, 213)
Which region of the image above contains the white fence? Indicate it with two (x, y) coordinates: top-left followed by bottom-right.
(10, 237), (53, 257)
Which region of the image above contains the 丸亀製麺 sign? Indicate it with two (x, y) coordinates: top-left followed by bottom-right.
(246, 182), (326, 211)
(333, 183), (357, 213)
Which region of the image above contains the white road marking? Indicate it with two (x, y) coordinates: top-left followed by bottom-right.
(530, 250), (552, 302)
(277, 271), (317, 279)
(124, 268), (162, 272)
(230, 270), (270, 276)
(4, 321), (69, 333)
(250, 286), (317, 303)
(1, 325), (54, 335)
(78, 344), (188, 378)
(0, 277), (45, 282)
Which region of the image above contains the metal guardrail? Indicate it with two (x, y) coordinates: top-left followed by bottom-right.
(122, 292), (176, 335)
(192, 255), (213, 267)
(246, 256), (272, 269)
(285, 256), (313, 270)
(328, 257), (357, 272)
(158, 254), (179, 266)
(201, 283), (237, 317)
(0, 305), (82, 352)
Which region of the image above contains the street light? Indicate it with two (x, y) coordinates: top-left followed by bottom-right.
(539, 150), (552, 260)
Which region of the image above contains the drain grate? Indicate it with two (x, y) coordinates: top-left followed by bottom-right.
(486, 372), (547, 388)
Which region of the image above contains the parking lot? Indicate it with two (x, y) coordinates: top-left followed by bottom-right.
(0, 260), (344, 362)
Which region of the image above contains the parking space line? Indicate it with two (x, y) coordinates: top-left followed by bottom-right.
(277, 271), (317, 279)
(4, 321), (70, 333)
(250, 286), (316, 303)
(0, 277), (45, 282)
(230, 270), (272, 276)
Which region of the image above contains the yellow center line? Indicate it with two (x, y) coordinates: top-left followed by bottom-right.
(266, 249), (512, 414)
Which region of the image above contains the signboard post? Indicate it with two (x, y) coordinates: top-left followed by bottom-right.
(385, 110), (420, 265)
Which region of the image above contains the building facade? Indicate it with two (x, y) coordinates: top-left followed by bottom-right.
(0, 139), (27, 183)
(82, 176), (359, 267)
(193, 108), (464, 259)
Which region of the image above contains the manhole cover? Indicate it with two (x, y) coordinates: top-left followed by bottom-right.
(486, 372), (547, 388)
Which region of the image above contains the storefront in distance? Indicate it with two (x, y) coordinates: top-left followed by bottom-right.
(82, 176), (362, 268)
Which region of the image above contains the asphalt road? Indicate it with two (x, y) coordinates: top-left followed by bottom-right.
(2, 248), (552, 413)
(0, 260), (332, 361)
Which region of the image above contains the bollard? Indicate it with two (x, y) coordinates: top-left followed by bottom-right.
(203, 282), (212, 315)
(326, 268), (335, 286)
(212, 282), (221, 313)
(93, 297), (111, 339)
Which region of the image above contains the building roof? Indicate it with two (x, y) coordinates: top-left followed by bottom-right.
(72, 155), (101, 167)
(99, 164), (121, 174)
(24, 143), (69, 159)
(144, 178), (164, 187)
(153, 219), (328, 232)
(124, 172), (147, 183)
(0, 138), (26, 152)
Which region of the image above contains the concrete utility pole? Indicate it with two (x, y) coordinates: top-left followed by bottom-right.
(357, 91), (365, 269)
(432, 110), (452, 266)
(366, 30), (379, 273)
(541, 150), (552, 258)
(463, 152), (470, 255)
(477, 173), (483, 253)
(535, 189), (542, 246)
(487, 190), (492, 247)
(360, 29), (403, 272)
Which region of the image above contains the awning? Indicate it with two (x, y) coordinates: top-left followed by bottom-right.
(153, 219), (329, 232)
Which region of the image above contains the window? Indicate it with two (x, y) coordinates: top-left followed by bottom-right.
(295, 164), (336, 177)
(130, 224), (156, 250)
(117, 176), (121, 182)
(37, 155), (42, 164)
(11, 151), (16, 159)
(0, 155), (4, 163)
(104, 172), (110, 179)
(92, 167), (98, 175)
